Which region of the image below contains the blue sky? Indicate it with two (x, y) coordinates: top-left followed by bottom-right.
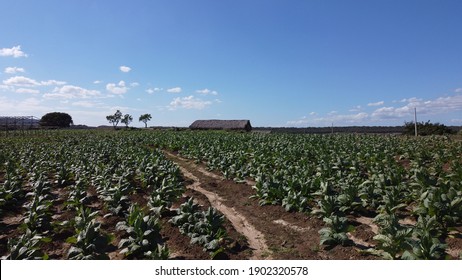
(1, 0), (461, 127)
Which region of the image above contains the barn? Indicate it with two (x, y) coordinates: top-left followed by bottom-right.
(189, 120), (252, 132)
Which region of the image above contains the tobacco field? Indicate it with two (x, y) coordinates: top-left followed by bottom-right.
(1, 130), (461, 260)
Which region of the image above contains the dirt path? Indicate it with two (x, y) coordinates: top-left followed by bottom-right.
(164, 151), (380, 260)
(177, 165), (271, 260)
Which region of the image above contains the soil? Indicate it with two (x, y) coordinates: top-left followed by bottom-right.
(177, 165), (268, 259)
(164, 151), (381, 260)
(0, 168), (252, 260)
(164, 151), (462, 259)
(2, 150), (461, 260)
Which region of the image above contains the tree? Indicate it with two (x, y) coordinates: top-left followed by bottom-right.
(139, 114), (152, 128)
(40, 112), (73, 128)
(403, 120), (455, 136)
(106, 110), (122, 129)
(121, 114), (133, 128)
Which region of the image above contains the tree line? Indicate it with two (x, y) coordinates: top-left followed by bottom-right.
(403, 120), (456, 136)
(35, 112), (460, 134)
(106, 110), (152, 129)
(32, 111), (152, 129)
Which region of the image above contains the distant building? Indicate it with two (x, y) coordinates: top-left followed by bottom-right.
(189, 119), (252, 132)
(0, 116), (40, 130)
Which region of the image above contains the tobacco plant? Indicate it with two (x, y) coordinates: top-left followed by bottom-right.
(0, 163), (25, 213)
(170, 198), (227, 255)
(402, 215), (447, 260)
(65, 178), (90, 210)
(21, 178), (53, 232)
(148, 178), (184, 216)
(66, 208), (110, 260)
(190, 207), (227, 252)
(2, 128), (462, 260)
(3, 229), (49, 260)
(319, 215), (351, 247)
(369, 212), (412, 259)
(413, 171), (462, 229)
(116, 204), (169, 259)
(99, 177), (131, 216)
(170, 197), (202, 234)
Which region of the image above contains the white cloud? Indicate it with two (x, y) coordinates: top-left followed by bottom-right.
(196, 88), (218, 95)
(421, 95), (462, 113)
(335, 112), (369, 123)
(0, 85), (12, 91)
(401, 97), (422, 104)
(106, 80), (128, 95)
(367, 101), (384, 106)
(167, 87), (182, 93)
(119, 66), (131, 73)
(349, 105), (362, 112)
(3, 76), (40, 87)
(344, 112), (369, 123)
(4, 67), (25, 74)
(130, 82), (140, 87)
(371, 94), (462, 120)
(16, 88), (40, 94)
(287, 112), (370, 126)
(3, 76), (66, 88)
(287, 91), (462, 126)
(0, 45), (28, 58)
(287, 118), (308, 126)
(169, 95), (212, 110)
(146, 87), (163, 94)
(44, 85), (101, 99)
(454, 88), (462, 93)
(0, 96), (49, 115)
(18, 98), (43, 109)
(72, 101), (97, 108)
(328, 111), (338, 115)
(41, 80), (67, 86)
(94, 80), (102, 84)
(371, 107), (399, 119)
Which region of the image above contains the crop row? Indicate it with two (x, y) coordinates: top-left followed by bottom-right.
(0, 131), (233, 259)
(153, 131), (462, 259)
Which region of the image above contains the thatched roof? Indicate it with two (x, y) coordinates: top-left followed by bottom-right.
(189, 119), (252, 131)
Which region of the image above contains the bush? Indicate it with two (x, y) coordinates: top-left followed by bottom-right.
(403, 121), (455, 136)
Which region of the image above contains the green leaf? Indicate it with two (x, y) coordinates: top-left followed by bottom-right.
(118, 238), (131, 248)
(41, 237), (52, 243)
(119, 248), (129, 255)
(66, 236), (77, 244)
(401, 250), (416, 260)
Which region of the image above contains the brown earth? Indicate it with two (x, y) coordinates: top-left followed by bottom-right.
(2, 151), (461, 260)
(164, 151), (380, 260)
(164, 151), (462, 259)
(0, 171), (252, 260)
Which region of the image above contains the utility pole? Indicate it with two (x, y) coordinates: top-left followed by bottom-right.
(414, 107), (418, 137)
